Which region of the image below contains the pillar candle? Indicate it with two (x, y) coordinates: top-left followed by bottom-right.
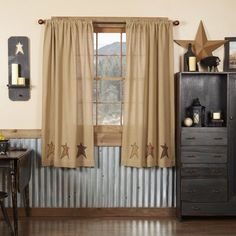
(11, 64), (19, 85)
(213, 112), (221, 120)
(189, 56), (197, 71)
(17, 77), (25, 86)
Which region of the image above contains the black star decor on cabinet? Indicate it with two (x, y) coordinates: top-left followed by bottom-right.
(8, 36), (30, 101)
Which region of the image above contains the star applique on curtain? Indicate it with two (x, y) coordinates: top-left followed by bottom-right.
(60, 143), (70, 159)
(77, 143), (87, 159)
(146, 143), (154, 158)
(129, 142), (139, 159)
(46, 141), (54, 159)
(160, 143), (169, 159)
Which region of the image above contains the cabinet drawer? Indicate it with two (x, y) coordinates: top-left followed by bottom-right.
(181, 128), (227, 145)
(181, 146), (227, 163)
(181, 202), (230, 215)
(181, 165), (227, 177)
(181, 179), (227, 202)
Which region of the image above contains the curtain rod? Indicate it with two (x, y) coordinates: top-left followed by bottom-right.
(38, 18), (180, 26)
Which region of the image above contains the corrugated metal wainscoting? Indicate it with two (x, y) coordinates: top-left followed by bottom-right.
(0, 139), (176, 208)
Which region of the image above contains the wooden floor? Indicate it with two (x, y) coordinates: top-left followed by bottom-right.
(1, 217), (236, 236)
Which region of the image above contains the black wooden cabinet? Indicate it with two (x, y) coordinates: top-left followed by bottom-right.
(176, 72), (236, 219)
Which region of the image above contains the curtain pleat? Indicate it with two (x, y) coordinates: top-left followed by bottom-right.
(42, 19), (94, 168)
(121, 19), (175, 167)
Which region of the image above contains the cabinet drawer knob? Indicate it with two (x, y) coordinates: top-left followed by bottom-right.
(230, 116), (233, 120)
(186, 190), (196, 193)
(213, 155), (222, 158)
(186, 155), (196, 158)
(214, 137), (223, 140)
(212, 169), (222, 174)
(186, 137), (196, 140)
(192, 206), (200, 211)
(212, 189), (220, 193)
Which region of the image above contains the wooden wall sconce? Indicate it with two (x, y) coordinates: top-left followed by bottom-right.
(8, 36), (30, 101)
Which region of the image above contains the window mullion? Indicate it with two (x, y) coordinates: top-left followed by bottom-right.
(95, 32), (99, 126)
(120, 32), (123, 125)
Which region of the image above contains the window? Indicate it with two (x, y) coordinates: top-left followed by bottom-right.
(93, 24), (126, 146)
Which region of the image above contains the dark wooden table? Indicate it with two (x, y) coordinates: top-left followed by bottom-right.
(0, 149), (32, 236)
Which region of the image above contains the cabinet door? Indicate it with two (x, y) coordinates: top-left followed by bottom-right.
(229, 74), (236, 196)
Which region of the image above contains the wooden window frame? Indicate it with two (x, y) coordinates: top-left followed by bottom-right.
(93, 24), (125, 146)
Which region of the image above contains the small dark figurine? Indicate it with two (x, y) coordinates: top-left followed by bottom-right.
(200, 56), (220, 72)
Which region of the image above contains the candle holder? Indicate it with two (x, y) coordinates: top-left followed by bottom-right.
(8, 36), (30, 101)
(208, 111), (224, 127)
(187, 98), (205, 127)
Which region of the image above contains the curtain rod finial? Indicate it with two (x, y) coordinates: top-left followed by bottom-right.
(38, 19), (45, 25)
(173, 20), (180, 26)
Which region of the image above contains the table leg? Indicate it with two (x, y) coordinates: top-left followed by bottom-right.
(24, 184), (30, 216)
(10, 168), (18, 236)
(0, 200), (14, 235)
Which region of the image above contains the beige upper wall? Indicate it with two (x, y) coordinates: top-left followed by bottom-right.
(0, 0), (235, 129)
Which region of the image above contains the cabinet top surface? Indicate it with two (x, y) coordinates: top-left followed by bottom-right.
(176, 72), (234, 75)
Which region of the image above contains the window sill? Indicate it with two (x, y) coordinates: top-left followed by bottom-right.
(94, 125), (122, 146)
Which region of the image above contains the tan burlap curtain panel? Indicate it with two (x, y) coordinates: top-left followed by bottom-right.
(42, 19), (94, 168)
(121, 19), (175, 168)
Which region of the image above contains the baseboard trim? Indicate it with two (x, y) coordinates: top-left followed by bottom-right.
(5, 208), (176, 218)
